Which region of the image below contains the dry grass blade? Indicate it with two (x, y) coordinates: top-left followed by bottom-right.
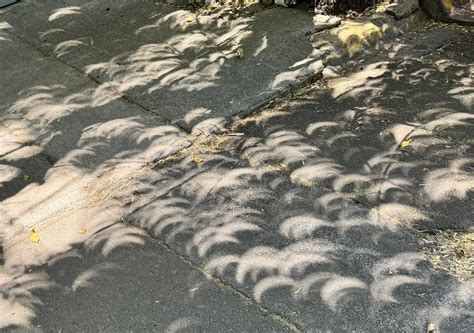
(417, 230), (473, 281)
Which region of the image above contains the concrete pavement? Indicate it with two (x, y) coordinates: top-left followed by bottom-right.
(1, 0), (473, 331)
(2, 0), (326, 132)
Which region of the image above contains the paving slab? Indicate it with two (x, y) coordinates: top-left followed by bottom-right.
(2, 233), (289, 332)
(113, 27), (473, 331)
(0, 30), (190, 242)
(0, 30), (90, 111)
(2, 0), (328, 131)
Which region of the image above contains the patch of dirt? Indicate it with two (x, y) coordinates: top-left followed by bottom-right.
(157, 133), (237, 167)
(416, 229), (473, 281)
(314, 0), (376, 16)
(189, 2), (265, 19)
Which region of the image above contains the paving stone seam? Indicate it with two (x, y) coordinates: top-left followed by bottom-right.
(148, 235), (303, 333)
(3, 28), (192, 134)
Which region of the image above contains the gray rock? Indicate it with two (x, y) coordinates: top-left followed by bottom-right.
(312, 14), (342, 33)
(386, 0), (419, 19)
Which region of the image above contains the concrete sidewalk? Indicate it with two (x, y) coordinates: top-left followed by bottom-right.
(0, 1), (339, 331)
(2, 0), (327, 132)
(0, 0), (427, 242)
(0, 0), (341, 243)
(1, 0), (473, 331)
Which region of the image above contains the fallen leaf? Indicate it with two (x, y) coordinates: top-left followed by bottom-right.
(192, 155), (204, 164)
(187, 13), (196, 22)
(237, 47), (244, 59)
(426, 323), (437, 333)
(29, 229), (40, 244)
(79, 227), (87, 234)
(22, 175), (30, 182)
(400, 139), (412, 148)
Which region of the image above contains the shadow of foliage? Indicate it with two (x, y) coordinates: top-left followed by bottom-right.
(0, 1), (472, 331)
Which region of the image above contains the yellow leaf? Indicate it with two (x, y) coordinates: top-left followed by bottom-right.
(400, 139), (412, 148)
(192, 155), (204, 164)
(79, 227), (87, 234)
(187, 14), (196, 22)
(426, 323), (436, 333)
(237, 48), (244, 59)
(29, 229), (40, 244)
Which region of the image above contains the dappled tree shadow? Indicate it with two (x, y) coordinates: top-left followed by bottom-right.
(119, 28), (473, 331)
(0, 0), (472, 330)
